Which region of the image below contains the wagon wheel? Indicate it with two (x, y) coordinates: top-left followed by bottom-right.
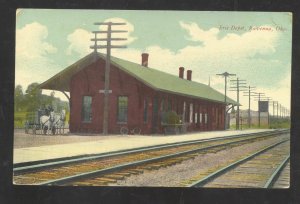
(24, 121), (29, 134)
(132, 127), (141, 135)
(25, 126), (29, 134)
(32, 125), (36, 135)
(120, 127), (129, 135)
(43, 126), (48, 135)
(51, 126), (56, 135)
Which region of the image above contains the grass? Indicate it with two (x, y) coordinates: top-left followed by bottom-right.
(229, 118), (290, 130)
(14, 111), (29, 128)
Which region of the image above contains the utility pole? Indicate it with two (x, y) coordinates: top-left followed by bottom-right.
(243, 86), (256, 128)
(230, 78), (247, 130)
(90, 22), (127, 135)
(276, 102), (279, 120)
(279, 104), (282, 118)
(253, 92), (265, 128)
(272, 101), (277, 126)
(272, 101), (277, 118)
(216, 72), (236, 130)
(263, 98), (272, 128)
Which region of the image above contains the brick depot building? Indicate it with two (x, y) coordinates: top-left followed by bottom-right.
(40, 52), (237, 134)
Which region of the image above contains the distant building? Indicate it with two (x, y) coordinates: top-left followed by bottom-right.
(40, 52), (237, 134)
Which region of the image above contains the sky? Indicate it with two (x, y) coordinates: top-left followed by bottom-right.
(15, 9), (292, 114)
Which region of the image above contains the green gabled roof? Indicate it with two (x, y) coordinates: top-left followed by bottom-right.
(40, 52), (238, 105)
(39, 53), (99, 92)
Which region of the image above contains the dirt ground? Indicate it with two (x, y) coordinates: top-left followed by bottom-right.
(13, 129), (123, 148)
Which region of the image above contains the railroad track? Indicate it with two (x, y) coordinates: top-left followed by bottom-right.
(13, 129), (289, 186)
(185, 139), (290, 188)
(267, 159), (290, 188)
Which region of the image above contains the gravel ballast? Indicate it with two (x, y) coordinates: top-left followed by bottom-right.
(113, 134), (289, 187)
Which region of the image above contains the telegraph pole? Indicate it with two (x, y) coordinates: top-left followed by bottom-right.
(263, 97), (272, 128)
(90, 22), (127, 135)
(230, 78), (247, 130)
(216, 72), (236, 130)
(279, 104), (282, 118)
(253, 92), (265, 128)
(243, 86), (256, 128)
(272, 101), (277, 126)
(276, 102), (279, 120)
(272, 101), (277, 118)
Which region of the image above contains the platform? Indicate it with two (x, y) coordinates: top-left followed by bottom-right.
(13, 129), (273, 164)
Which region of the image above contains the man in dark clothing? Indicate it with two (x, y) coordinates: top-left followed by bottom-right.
(45, 105), (54, 116)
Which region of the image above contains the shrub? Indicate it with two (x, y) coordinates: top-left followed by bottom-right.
(166, 111), (181, 125)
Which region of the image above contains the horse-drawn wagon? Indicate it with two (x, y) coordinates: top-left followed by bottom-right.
(24, 108), (66, 135)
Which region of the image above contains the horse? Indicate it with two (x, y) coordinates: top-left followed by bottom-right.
(53, 110), (66, 134)
(40, 111), (55, 135)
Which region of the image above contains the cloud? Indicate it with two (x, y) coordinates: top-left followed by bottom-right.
(66, 17), (136, 57)
(179, 21), (279, 59)
(66, 29), (92, 57)
(15, 22), (58, 90)
(16, 22), (57, 59)
(180, 21), (219, 44)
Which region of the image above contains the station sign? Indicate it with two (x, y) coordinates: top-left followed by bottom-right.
(99, 90), (112, 94)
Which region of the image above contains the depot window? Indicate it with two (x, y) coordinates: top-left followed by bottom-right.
(82, 96), (92, 122)
(117, 96), (128, 123)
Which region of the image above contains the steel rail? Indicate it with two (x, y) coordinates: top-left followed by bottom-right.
(38, 135), (289, 185)
(14, 129), (288, 174)
(264, 155), (290, 188)
(188, 139), (289, 187)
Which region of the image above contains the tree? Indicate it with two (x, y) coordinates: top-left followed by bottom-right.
(24, 83), (42, 112)
(14, 85), (24, 111)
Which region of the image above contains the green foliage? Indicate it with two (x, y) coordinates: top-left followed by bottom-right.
(14, 112), (27, 128)
(25, 83), (43, 112)
(269, 118), (290, 129)
(165, 111), (181, 125)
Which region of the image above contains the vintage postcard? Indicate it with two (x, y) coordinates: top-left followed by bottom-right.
(13, 9), (292, 188)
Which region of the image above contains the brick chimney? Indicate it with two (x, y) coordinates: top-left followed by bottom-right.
(141, 53), (149, 67)
(187, 70), (192, 81)
(179, 67), (184, 79)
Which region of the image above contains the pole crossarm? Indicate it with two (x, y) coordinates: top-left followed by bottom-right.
(92, 30), (128, 34)
(216, 72), (236, 77)
(91, 38), (127, 41)
(94, 22), (127, 25)
(90, 45), (127, 49)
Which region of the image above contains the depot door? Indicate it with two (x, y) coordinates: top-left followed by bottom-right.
(151, 97), (159, 133)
